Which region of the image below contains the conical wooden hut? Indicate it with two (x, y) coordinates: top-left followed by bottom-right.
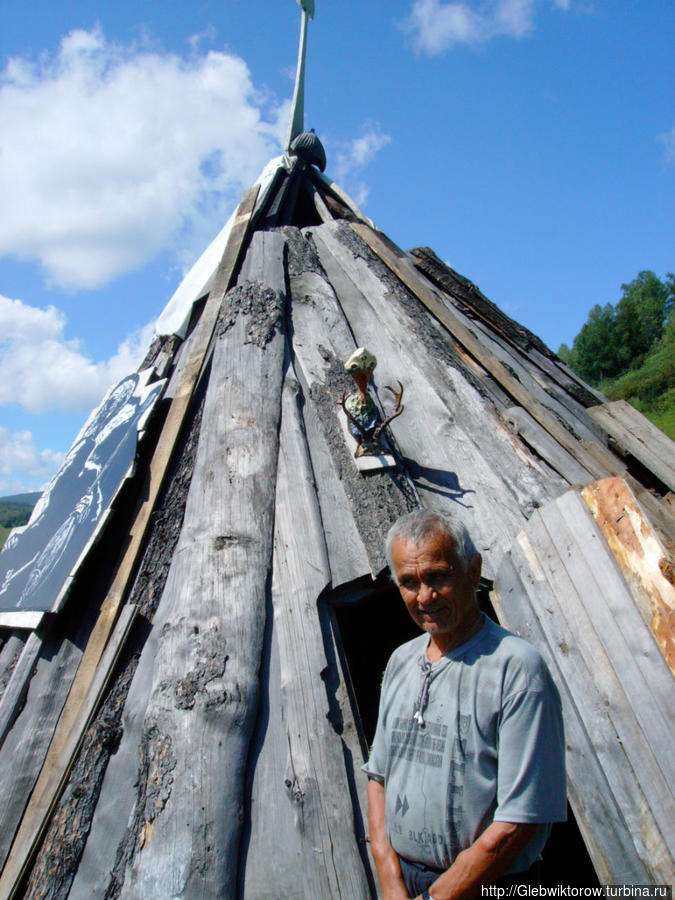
(0, 5), (673, 897)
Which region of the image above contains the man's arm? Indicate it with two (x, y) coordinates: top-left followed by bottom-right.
(421, 821), (540, 900)
(367, 778), (410, 900)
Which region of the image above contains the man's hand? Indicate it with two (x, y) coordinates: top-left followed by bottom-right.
(426, 821), (540, 900)
(366, 779), (410, 900)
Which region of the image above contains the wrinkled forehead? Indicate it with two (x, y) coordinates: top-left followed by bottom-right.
(391, 530), (461, 566)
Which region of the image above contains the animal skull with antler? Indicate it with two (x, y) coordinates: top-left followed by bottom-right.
(341, 347), (404, 458)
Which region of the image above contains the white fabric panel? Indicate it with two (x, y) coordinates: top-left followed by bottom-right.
(154, 156), (284, 338)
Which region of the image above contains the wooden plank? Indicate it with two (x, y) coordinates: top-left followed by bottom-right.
(600, 400), (675, 464)
(0, 629), (44, 751)
(116, 231), (286, 899)
(543, 492), (674, 747)
(312, 222), (561, 578)
(581, 478), (675, 675)
(0, 620), (88, 869)
(503, 406), (592, 485)
(28, 184), (260, 818)
(244, 371), (371, 898)
(0, 632), (25, 704)
(426, 284), (603, 445)
(351, 222), (607, 483)
(556, 359), (607, 404)
(497, 519), (674, 880)
(528, 347), (606, 407)
(0, 605), (138, 900)
(527, 503), (675, 877)
(0, 612), (43, 630)
(588, 401), (675, 493)
(303, 175), (333, 223)
(287, 229), (401, 580)
(492, 550), (653, 883)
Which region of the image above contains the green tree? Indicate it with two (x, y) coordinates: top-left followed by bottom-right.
(568, 303), (621, 384)
(613, 271), (673, 369)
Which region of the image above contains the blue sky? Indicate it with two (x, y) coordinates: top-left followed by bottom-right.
(0, 0), (673, 495)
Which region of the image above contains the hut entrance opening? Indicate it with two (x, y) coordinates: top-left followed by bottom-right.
(331, 576), (598, 887)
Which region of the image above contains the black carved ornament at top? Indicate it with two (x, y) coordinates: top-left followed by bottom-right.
(289, 130), (327, 172)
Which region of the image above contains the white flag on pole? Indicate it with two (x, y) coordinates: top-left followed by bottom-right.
(297, 0), (314, 19)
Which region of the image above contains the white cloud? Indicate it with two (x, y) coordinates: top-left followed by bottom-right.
(332, 123), (391, 207)
(404, 0), (572, 53)
(0, 428), (64, 496)
(660, 125), (675, 163)
(0, 27), (286, 289)
(335, 124), (392, 178)
(0, 294), (155, 414)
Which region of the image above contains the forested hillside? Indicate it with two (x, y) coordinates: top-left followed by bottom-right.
(558, 271), (675, 439)
(0, 497), (38, 549)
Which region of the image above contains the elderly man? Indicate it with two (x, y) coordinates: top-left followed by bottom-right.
(363, 510), (566, 900)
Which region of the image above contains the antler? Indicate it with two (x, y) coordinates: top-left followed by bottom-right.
(340, 392), (371, 442)
(372, 381), (404, 443)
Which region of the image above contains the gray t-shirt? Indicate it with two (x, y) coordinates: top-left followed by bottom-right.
(363, 616), (566, 873)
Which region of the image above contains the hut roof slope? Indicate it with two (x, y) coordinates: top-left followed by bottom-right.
(0, 149), (673, 897)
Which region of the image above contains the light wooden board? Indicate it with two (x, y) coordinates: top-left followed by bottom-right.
(582, 478), (675, 675)
(588, 400), (675, 493)
(493, 493), (674, 883)
(243, 371), (371, 899)
(116, 231), (287, 899)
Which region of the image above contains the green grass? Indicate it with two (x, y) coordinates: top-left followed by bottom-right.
(0, 525), (12, 551)
(598, 324), (675, 440)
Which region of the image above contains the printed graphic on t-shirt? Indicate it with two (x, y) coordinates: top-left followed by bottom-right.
(445, 714), (472, 859)
(390, 716), (448, 768)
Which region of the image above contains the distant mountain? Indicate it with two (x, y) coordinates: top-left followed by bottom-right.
(0, 492), (42, 506)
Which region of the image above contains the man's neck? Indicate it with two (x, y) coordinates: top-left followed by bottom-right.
(427, 610), (484, 662)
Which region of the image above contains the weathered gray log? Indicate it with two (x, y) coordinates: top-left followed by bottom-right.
(312, 221), (563, 577)
(351, 222), (609, 484)
(588, 400), (675, 493)
(286, 230), (374, 582)
(503, 406), (591, 486)
(409, 246), (553, 360)
(424, 278), (604, 445)
(0, 620), (89, 868)
(23, 185), (261, 846)
(0, 629), (37, 746)
(409, 246), (606, 410)
(116, 230), (287, 899)
(66, 391), (208, 900)
(243, 371), (371, 898)
(0, 631), (26, 705)
(0, 606), (138, 900)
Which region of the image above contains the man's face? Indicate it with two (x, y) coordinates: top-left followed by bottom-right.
(391, 531), (482, 643)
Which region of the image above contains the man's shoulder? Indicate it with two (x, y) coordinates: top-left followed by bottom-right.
(384, 633), (428, 678)
(474, 618), (553, 693)
(388, 632), (428, 663)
